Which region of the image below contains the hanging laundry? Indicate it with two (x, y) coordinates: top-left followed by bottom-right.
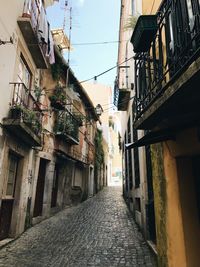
(38, 5), (48, 45)
(22, 0), (32, 17)
(48, 29), (55, 64)
(31, 0), (40, 31)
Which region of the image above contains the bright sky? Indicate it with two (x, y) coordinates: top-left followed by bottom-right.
(47, 0), (120, 87)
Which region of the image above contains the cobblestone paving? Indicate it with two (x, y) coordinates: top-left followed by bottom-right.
(0, 187), (157, 267)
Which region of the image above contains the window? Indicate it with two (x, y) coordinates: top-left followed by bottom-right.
(186, 0), (194, 31)
(128, 118), (133, 189)
(87, 123), (94, 143)
(138, 63), (147, 99)
(6, 154), (19, 197)
(124, 132), (129, 192)
(18, 54), (32, 89)
(135, 197), (141, 212)
(168, 12), (175, 53)
(133, 130), (140, 188)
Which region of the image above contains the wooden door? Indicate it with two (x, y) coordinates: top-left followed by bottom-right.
(51, 165), (59, 208)
(0, 153), (19, 240)
(33, 159), (47, 217)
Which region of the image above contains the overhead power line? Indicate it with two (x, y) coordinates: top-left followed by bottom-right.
(80, 56), (133, 84)
(72, 41), (120, 46)
(101, 96), (135, 114)
(72, 40), (129, 46)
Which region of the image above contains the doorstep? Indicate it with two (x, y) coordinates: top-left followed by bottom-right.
(0, 238), (14, 249)
(147, 240), (158, 255)
(32, 216), (44, 226)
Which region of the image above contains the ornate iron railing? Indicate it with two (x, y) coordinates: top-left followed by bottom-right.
(113, 80), (119, 107)
(134, 0), (200, 119)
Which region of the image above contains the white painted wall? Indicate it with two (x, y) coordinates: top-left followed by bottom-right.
(0, 1), (24, 125)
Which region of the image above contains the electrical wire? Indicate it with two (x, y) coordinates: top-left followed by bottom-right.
(72, 41), (120, 46)
(79, 56), (133, 84)
(96, 96), (135, 113)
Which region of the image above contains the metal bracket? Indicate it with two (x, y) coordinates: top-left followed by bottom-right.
(0, 37), (13, 46)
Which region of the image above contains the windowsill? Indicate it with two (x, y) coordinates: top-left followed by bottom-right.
(3, 196), (14, 200)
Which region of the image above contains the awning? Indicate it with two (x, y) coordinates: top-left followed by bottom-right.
(125, 129), (176, 150)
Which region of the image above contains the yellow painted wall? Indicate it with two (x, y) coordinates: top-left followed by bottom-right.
(152, 127), (200, 267)
(163, 143), (187, 267)
(142, 0), (161, 14)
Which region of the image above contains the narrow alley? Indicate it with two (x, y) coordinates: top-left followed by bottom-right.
(0, 187), (156, 267)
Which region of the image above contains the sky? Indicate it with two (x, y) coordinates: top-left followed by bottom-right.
(46, 0), (121, 87)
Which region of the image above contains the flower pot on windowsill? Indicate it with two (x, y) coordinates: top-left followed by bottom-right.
(22, 13), (31, 18)
(49, 86), (66, 110)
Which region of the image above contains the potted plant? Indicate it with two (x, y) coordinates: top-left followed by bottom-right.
(23, 108), (37, 124)
(31, 117), (42, 135)
(124, 15), (139, 31)
(10, 104), (24, 119)
(130, 15), (158, 53)
(49, 85), (66, 110)
(54, 118), (65, 134)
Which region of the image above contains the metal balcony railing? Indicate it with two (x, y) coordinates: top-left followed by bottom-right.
(71, 148), (89, 164)
(17, 0), (53, 68)
(114, 80), (131, 111)
(113, 81), (119, 107)
(134, 0), (200, 119)
(54, 110), (80, 143)
(9, 82), (42, 136)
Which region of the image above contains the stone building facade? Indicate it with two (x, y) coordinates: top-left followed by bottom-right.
(0, 0), (101, 241)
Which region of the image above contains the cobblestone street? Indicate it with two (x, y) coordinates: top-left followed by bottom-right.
(0, 187), (157, 267)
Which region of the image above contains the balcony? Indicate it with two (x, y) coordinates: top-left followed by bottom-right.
(55, 145), (89, 165)
(133, 0), (200, 130)
(71, 147), (89, 164)
(17, 0), (49, 68)
(3, 83), (42, 146)
(114, 82), (130, 111)
(54, 111), (80, 145)
(118, 89), (131, 111)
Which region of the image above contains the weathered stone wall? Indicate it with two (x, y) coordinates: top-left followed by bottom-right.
(151, 143), (167, 267)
